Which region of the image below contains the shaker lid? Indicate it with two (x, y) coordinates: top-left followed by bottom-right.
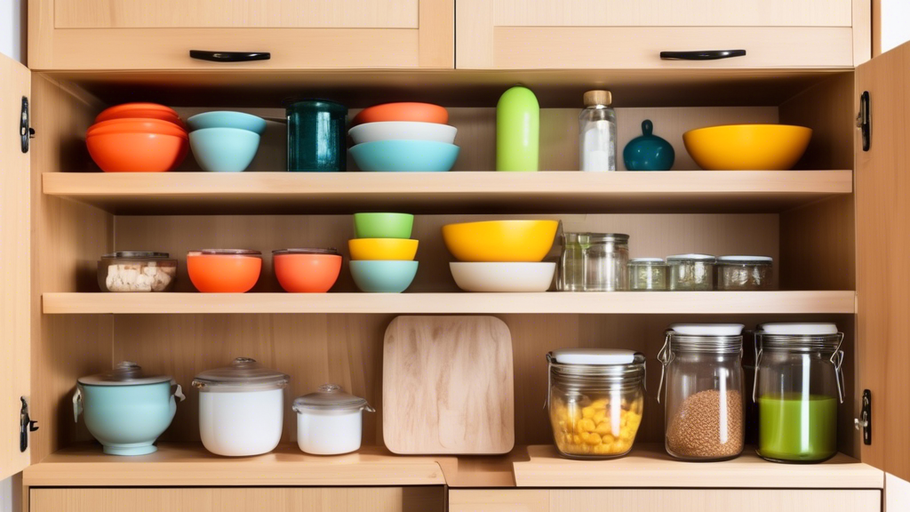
(78, 361), (172, 386)
(666, 254), (717, 263)
(583, 90), (612, 107)
(293, 384), (370, 411)
(670, 324), (744, 336)
(549, 348), (643, 365)
(718, 255), (773, 265)
(192, 357), (289, 390)
(759, 322), (838, 336)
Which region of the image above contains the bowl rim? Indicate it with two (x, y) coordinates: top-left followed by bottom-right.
(349, 139), (459, 151)
(187, 126), (262, 137)
(443, 219), (560, 229)
(683, 124), (813, 136)
(186, 111), (268, 134)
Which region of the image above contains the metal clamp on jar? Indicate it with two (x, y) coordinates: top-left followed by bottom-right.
(546, 349), (645, 459)
(753, 323), (845, 463)
(658, 324), (745, 461)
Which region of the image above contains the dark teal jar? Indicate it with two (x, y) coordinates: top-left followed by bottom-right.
(287, 100), (347, 172)
(623, 120), (675, 171)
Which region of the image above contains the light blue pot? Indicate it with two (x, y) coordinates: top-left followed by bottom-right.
(74, 381), (184, 456)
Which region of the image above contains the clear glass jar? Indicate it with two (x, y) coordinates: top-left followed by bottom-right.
(667, 254), (717, 291)
(628, 258), (667, 291)
(579, 90), (617, 172)
(548, 349), (645, 459)
(97, 251), (177, 292)
(584, 233), (629, 291)
(717, 256), (773, 290)
(753, 323), (845, 463)
(658, 324), (745, 461)
(557, 233), (586, 291)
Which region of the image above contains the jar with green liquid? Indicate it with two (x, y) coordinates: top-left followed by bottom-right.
(753, 323), (845, 463)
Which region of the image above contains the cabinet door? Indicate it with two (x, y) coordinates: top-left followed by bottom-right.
(0, 54), (32, 481)
(30, 487), (446, 512)
(456, 0), (854, 69)
(28, 0), (453, 70)
(856, 40), (910, 484)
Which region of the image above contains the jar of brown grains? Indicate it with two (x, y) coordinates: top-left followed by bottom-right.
(658, 324), (745, 461)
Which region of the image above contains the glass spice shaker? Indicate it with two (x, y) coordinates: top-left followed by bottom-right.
(579, 90), (617, 172)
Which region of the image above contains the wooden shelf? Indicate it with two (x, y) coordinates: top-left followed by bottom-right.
(43, 171), (853, 215)
(42, 291), (856, 315)
(512, 445), (883, 489)
(22, 443), (882, 490)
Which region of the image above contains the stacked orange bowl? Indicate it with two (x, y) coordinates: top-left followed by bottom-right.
(86, 103), (189, 172)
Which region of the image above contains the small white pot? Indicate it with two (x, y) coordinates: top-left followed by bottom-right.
(293, 384), (374, 455)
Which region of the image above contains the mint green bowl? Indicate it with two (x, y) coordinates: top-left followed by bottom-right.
(349, 140), (459, 172)
(349, 260), (418, 293)
(353, 213), (414, 239)
(189, 127), (261, 172)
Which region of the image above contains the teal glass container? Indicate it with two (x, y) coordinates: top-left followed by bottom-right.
(496, 86), (539, 172)
(287, 100), (348, 172)
(623, 120), (675, 171)
(74, 362), (185, 455)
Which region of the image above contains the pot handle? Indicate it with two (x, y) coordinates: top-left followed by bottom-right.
(73, 387), (83, 423)
(172, 381), (186, 402)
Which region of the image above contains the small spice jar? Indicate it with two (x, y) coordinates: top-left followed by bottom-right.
(753, 323), (845, 463)
(717, 256), (773, 290)
(658, 324), (745, 461)
(667, 254), (717, 291)
(547, 349), (645, 459)
(628, 258), (667, 291)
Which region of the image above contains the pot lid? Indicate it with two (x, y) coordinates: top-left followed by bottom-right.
(587, 233), (630, 242)
(666, 253), (717, 263)
(272, 248), (339, 255)
(718, 255), (773, 264)
(293, 384), (370, 411)
(192, 357), (289, 389)
(759, 322), (838, 336)
(78, 361), (172, 386)
(548, 348), (643, 365)
(102, 251), (171, 259)
(629, 257), (665, 264)
(670, 324), (744, 336)
(190, 249), (261, 256)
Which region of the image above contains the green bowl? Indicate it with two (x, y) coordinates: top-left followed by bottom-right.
(353, 213), (414, 239)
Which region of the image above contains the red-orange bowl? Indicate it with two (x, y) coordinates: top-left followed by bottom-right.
(187, 251), (262, 293)
(273, 251), (342, 293)
(87, 118), (188, 139)
(352, 102), (448, 126)
(86, 132), (188, 172)
(95, 103), (180, 123)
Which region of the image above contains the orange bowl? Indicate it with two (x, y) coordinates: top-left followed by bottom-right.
(187, 251), (262, 293)
(273, 251), (342, 293)
(86, 132), (188, 172)
(87, 118), (188, 139)
(96, 103), (180, 122)
(352, 102), (448, 126)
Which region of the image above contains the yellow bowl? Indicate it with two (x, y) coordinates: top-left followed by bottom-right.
(682, 124), (812, 170)
(442, 220), (559, 262)
(348, 238), (418, 261)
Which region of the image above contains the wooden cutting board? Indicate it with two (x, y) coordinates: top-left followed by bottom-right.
(383, 316), (515, 454)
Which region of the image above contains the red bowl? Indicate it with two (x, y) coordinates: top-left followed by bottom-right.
(96, 103), (179, 122)
(87, 118), (188, 139)
(187, 252), (262, 293)
(352, 102), (448, 126)
(274, 253), (342, 293)
(86, 132), (188, 172)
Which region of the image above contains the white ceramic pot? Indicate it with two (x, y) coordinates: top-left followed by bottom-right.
(193, 357), (289, 457)
(293, 384), (374, 455)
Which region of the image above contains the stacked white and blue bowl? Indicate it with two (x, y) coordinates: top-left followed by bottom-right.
(187, 111), (266, 172)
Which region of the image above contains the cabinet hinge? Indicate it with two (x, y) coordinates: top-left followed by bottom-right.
(856, 91), (871, 152)
(854, 389), (871, 445)
(20, 96), (35, 154)
(19, 396), (38, 452)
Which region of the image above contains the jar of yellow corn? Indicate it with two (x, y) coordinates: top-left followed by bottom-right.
(547, 349), (645, 459)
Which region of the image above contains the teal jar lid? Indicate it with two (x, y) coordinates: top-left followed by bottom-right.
(623, 120), (675, 171)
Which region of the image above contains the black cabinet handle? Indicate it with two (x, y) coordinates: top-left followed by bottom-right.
(189, 50), (270, 62)
(660, 49), (746, 61)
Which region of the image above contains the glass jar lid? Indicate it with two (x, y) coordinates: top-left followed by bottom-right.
(102, 251), (170, 260)
(192, 357), (289, 391)
(587, 233), (629, 243)
(666, 254), (717, 263)
(272, 248), (339, 255)
(629, 258), (665, 266)
(191, 249), (262, 256)
(548, 348), (642, 365)
(292, 384), (373, 412)
(665, 324), (744, 353)
(78, 361), (173, 386)
(717, 255), (773, 266)
(548, 349), (646, 388)
(757, 322), (842, 350)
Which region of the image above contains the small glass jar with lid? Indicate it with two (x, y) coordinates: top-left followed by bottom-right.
(628, 258), (667, 291)
(557, 232), (587, 291)
(658, 324), (745, 461)
(547, 349), (645, 459)
(753, 323), (845, 463)
(584, 233), (629, 291)
(667, 254), (717, 291)
(717, 256), (773, 290)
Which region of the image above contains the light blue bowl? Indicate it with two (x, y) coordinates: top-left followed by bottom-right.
(349, 260), (418, 293)
(75, 382), (182, 455)
(349, 140), (460, 172)
(187, 111), (267, 135)
(189, 127), (261, 172)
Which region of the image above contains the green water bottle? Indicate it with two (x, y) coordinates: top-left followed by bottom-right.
(496, 86), (539, 172)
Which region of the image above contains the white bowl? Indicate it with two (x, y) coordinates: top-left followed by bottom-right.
(450, 262), (556, 292)
(348, 121), (457, 145)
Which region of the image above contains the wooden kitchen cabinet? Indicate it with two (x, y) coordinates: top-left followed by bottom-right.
(456, 0), (870, 69)
(27, 0), (454, 70)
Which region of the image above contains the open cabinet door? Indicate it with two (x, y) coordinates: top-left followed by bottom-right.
(855, 40), (910, 486)
(0, 53), (32, 480)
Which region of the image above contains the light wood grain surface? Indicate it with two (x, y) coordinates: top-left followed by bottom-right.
(383, 316), (514, 454)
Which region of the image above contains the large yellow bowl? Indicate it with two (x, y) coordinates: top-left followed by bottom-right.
(683, 124), (812, 170)
(442, 220), (559, 262)
(348, 238), (418, 261)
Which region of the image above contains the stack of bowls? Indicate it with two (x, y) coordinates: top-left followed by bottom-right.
(442, 220), (560, 292)
(187, 111), (266, 172)
(348, 103), (459, 172)
(348, 213), (418, 293)
(86, 103), (188, 172)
